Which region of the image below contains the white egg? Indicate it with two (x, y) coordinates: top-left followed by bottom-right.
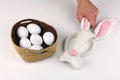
(30, 34), (43, 45)
(19, 38), (31, 48)
(17, 26), (28, 38)
(27, 23), (41, 34)
(43, 32), (55, 46)
(29, 45), (43, 50)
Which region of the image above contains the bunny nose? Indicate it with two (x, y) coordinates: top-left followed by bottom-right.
(69, 49), (77, 56)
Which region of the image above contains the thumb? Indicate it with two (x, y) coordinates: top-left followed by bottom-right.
(77, 14), (84, 23)
(89, 16), (97, 28)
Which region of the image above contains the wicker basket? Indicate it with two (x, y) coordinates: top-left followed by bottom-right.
(11, 19), (58, 62)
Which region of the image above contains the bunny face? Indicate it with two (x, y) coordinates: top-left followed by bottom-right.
(59, 17), (120, 69)
(59, 18), (95, 69)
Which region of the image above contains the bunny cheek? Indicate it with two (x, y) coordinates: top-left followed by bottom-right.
(97, 21), (111, 37)
(69, 49), (77, 56)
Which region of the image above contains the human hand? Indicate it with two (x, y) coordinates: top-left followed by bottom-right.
(77, 0), (99, 28)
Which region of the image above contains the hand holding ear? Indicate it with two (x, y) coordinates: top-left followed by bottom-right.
(77, 0), (99, 27)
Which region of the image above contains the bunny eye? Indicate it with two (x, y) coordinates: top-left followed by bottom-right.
(96, 21), (111, 37)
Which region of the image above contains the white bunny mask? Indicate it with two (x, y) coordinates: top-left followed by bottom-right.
(59, 17), (120, 69)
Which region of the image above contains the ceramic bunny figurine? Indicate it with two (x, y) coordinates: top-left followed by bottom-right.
(59, 17), (120, 69)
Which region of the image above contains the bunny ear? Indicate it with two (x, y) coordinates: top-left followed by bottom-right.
(95, 21), (111, 37)
(80, 17), (90, 30)
(94, 18), (120, 40)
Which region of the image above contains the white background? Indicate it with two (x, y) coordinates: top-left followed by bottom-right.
(0, 0), (120, 80)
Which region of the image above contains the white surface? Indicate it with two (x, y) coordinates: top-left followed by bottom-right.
(0, 0), (120, 80)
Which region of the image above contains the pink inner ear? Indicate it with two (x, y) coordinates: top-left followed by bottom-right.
(97, 21), (111, 37)
(83, 18), (89, 30)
